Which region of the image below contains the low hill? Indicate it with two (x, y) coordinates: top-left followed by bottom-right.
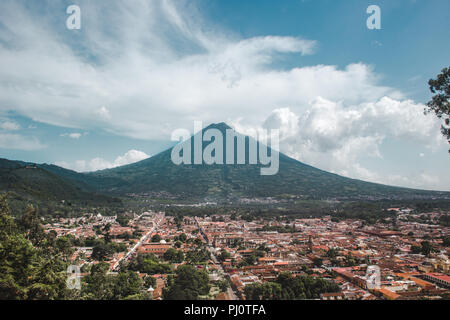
(0, 158), (121, 205)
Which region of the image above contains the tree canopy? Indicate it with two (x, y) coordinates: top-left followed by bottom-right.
(163, 265), (210, 300)
(426, 66), (450, 152)
(244, 272), (340, 300)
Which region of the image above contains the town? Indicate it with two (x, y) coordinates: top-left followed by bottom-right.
(45, 207), (450, 300)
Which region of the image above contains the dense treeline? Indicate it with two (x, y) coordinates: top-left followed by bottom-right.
(128, 253), (172, 275)
(80, 262), (151, 300)
(5, 191), (123, 219)
(244, 272), (340, 300)
(164, 200), (450, 225)
(163, 265), (210, 300)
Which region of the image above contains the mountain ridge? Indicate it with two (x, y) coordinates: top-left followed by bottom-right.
(1, 123), (449, 202)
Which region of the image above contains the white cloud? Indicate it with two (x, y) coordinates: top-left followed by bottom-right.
(0, 0), (394, 140)
(0, 120), (20, 131)
(0, 133), (46, 150)
(112, 149), (150, 167)
(95, 107), (111, 120)
(60, 133), (83, 139)
(55, 149), (150, 172)
(231, 96), (447, 190)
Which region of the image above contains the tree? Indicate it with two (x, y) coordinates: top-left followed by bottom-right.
(274, 272), (340, 300)
(411, 245), (422, 254)
(443, 236), (450, 247)
(117, 216), (130, 227)
(128, 252), (172, 275)
(18, 206), (46, 247)
(420, 241), (432, 256)
(55, 236), (74, 258)
(112, 271), (143, 300)
(426, 66), (450, 152)
(103, 223), (111, 233)
(0, 229), (36, 299)
(244, 254), (257, 266)
(313, 257), (323, 267)
(26, 255), (68, 300)
(140, 259), (171, 275)
(244, 282), (282, 300)
(326, 248), (339, 259)
(151, 234), (162, 243)
(218, 250), (231, 262)
(0, 194), (67, 300)
(92, 242), (113, 261)
(174, 240), (182, 248)
(217, 279), (229, 293)
(163, 265), (210, 300)
(82, 262), (114, 299)
(179, 233), (187, 243)
(163, 248), (184, 263)
(344, 253), (356, 267)
(186, 248), (211, 264)
(143, 275), (156, 288)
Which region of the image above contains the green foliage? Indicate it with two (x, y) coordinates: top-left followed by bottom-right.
(82, 262), (147, 300)
(116, 216), (130, 227)
(129, 253), (172, 275)
(411, 245), (422, 254)
(151, 234), (162, 243)
(0, 159), (122, 212)
(92, 243), (114, 261)
(426, 66), (450, 152)
(245, 272), (340, 300)
(143, 275), (156, 288)
(218, 250), (231, 262)
(244, 282), (282, 300)
(243, 254), (257, 266)
(174, 240), (182, 248)
(163, 248), (184, 263)
(163, 265), (210, 300)
(112, 271), (143, 300)
(411, 241), (433, 256)
(0, 194), (68, 300)
(91, 240), (126, 261)
(185, 248), (211, 264)
(82, 262), (112, 299)
(258, 225), (297, 233)
(326, 248), (339, 259)
(178, 233), (187, 242)
(26, 255), (67, 300)
(313, 258), (323, 267)
(217, 279), (229, 293)
(343, 253), (357, 267)
(420, 241), (432, 256)
(0, 194), (146, 300)
(443, 236), (450, 247)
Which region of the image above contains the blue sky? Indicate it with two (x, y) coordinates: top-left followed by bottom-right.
(0, 0), (449, 190)
(201, 0), (449, 102)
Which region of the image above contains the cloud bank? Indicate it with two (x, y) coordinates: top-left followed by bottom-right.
(55, 149), (150, 172)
